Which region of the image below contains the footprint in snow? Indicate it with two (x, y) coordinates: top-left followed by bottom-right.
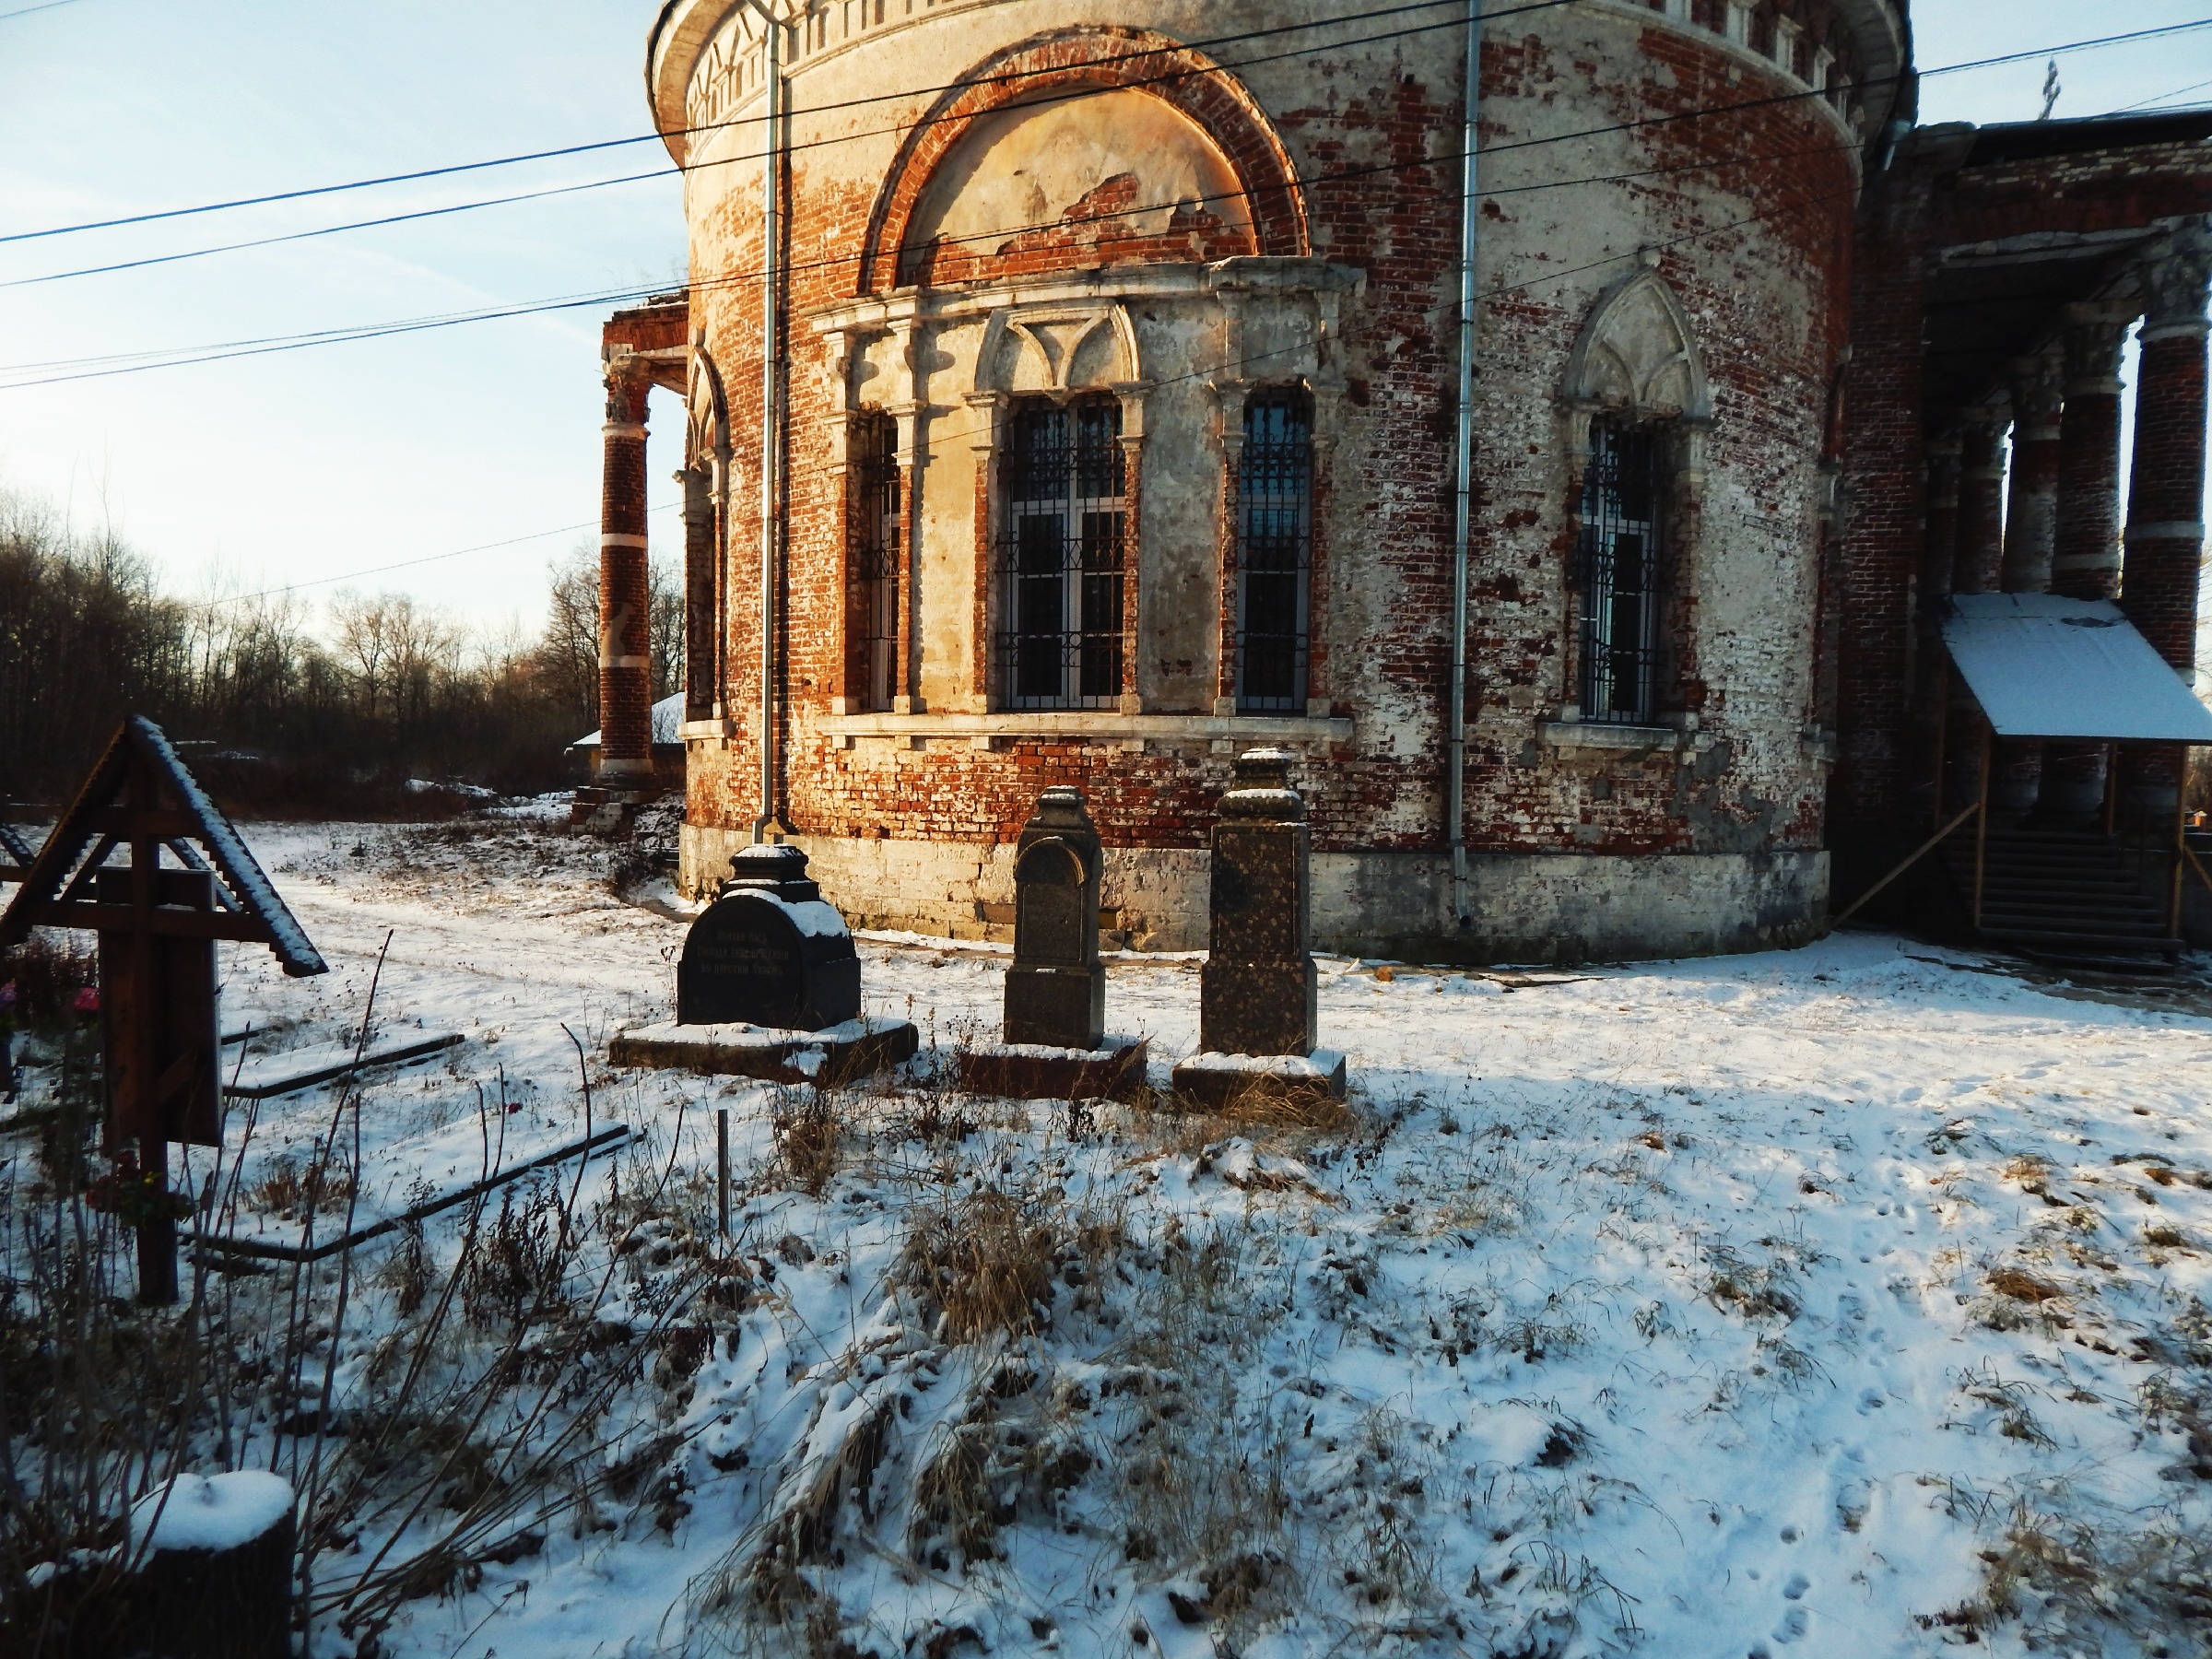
(1771, 1606), (1809, 1642)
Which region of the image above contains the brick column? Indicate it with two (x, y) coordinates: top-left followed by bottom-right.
(598, 365), (654, 788)
(1921, 431), (1960, 603)
(2121, 221), (2212, 816)
(1951, 409), (2007, 596)
(2044, 302), (2138, 818)
(2001, 347), (2064, 594)
(2050, 302), (2136, 601)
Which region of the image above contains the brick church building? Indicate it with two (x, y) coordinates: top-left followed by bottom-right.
(587, 0), (2212, 962)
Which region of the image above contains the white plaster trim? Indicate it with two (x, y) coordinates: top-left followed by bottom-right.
(1538, 720), (1684, 753)
(2140, 321), (2212, 344)
(681, 718), (738, 740)
(600, 654), (651, 669)
(600, 533), (652, 549)
(2125, 521), (2206, 541)
(602, 422), (648, 440)
(818, 711), (1352, 744)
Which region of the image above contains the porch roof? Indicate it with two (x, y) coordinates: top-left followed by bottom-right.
(1940, 594), (2212, 743)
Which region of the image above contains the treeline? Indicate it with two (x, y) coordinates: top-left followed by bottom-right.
(0, 489), (681, 815)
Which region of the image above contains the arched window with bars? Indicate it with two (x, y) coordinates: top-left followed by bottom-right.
(1575, 418), (1667, 725)
(995, 396), (1125, 710)
(850, 411), (900, 712)
(1235, 388), (1313, 712)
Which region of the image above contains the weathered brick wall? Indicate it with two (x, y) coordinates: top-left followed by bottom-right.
(662, 0), (1882, 957)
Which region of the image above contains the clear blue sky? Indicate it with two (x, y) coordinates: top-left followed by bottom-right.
(0, 1), (2206, 633)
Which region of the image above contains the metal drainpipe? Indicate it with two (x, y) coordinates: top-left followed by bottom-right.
(747, 1), (783, 841)
(1448, 0), (1482, 927)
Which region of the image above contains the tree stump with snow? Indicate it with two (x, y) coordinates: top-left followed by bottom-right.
(124, 1471), (295, 1659)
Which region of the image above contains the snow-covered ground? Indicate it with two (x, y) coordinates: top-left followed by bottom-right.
(19, 813), (2212, 1658)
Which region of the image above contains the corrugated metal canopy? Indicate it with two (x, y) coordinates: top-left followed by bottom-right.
(1940, 594), (2212, 742)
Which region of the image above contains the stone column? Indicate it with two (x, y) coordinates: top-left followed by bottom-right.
(2050, 302), (2136, 600)
(1986, 350), (2066, 819)
(2043, 302), (2138, 818)
(2122, 221), (2212, 818)
(1950, 409), (2007, 596)
(599, 364), (654, 788)
(2001, 347), (2064, 594)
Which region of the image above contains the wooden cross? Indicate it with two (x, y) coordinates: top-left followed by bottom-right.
(0, 718), (326, 1303)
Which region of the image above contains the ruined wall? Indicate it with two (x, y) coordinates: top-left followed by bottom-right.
(660, 0), (1887, 960)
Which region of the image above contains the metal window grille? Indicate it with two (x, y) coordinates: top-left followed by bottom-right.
(852, 414), (900, 712)
(1576, 419), (1665, 725)
(1235, 390), (1313, 712)
(995, 399), (1124, 710)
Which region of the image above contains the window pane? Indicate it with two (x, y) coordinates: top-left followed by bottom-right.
(996, 397), (1124, 709)
(1235, 390), (1312, 712)
(1576, 420), (1665, 724)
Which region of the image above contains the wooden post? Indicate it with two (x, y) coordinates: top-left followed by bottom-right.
(1930, 654), (1950, 830)
(125, 750), (178, 1305)
(2171, 743), (2188, 940)
(1973, 715), (1993, 931)
(715, 1108), (731, 1240)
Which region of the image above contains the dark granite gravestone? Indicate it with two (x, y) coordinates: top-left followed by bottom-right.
(1199, 749), (1316, 1056)
(677, 844), (861, 1030)
(1005, 786), (1105, 1050)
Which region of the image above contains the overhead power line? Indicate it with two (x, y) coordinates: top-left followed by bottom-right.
(9, 13), (2205, 294)
(210, 157), (1862, 606)
(0, 130), (1864, 388)
(0, 0), (1526, 245)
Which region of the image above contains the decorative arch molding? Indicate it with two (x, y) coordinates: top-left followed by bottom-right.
(857, 28), (1308, 297)
(973, 302), (1142, 397)
(685, 340), (731, 471)
(1562, 266), (1712, 423)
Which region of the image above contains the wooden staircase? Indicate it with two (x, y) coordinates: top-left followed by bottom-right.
(1942, 824), (2183, 970)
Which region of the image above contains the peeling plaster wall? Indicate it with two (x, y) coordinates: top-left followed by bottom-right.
(665, 0), (1873, 962)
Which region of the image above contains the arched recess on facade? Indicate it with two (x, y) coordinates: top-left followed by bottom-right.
(856, 27), (1308, 296)
(682, 342), (732, 720)
(1559, 266), (1712, 725)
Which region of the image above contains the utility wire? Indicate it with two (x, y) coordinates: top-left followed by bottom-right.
(11, 14), (2202, 294)
(0, 128), (1864, 387)
(0, 0), (89, 19)
(0, 0), (1525, 244)
(207, 159), (1855, 606)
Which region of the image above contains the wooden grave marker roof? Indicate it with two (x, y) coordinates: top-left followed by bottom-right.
(0, 716), (326, 976)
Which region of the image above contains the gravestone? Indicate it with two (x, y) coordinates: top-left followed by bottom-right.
(623, 843), (916, 1083)
(677, 844), (860, 1030)
(1175, 749), (1345, 1105)
(1005, 786), (1105, 1050)
(1200, 749), (1316, 1055)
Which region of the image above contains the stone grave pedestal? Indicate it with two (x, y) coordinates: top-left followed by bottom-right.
(1170, 750), (1346, 1109)
(611, 844), (916, 1083)
(955, 787), (1147, 1100)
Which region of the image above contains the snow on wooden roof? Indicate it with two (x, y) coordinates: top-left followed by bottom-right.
(1939, 594), (2212, 743)
(570, 692), (685, 751)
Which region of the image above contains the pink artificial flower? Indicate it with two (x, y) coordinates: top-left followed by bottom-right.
(0, 981), (16, 1008)
(72, 985), (100, 1015)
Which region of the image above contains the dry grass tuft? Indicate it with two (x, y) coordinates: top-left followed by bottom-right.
(1987, 1267), (2065, 1304)
(900, 1188), (1063, 1345)
(771, 1088), (842, 1198)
